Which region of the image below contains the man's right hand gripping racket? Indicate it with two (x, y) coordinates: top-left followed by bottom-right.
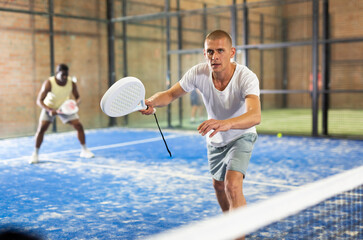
(100, 77), (172, 157)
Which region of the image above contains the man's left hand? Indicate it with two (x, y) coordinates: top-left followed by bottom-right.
(197, 119), (231, 138)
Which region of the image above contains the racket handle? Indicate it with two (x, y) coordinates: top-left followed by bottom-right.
(145, 105), (156, 114)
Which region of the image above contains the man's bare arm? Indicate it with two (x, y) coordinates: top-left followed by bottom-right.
(140, 82), (188, 115)
(36, 80), (55, 114)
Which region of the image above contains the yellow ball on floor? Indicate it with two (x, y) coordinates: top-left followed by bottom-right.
(277, 133), (282, 138)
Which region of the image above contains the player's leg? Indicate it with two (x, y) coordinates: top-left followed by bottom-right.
(35, 120), (52, 149)
(30, 120), (51, 164)
(213, 179), (230, 212)
(208, 144), (230, 211)
(68, 119), (85, 144)
(224, 133), (257, 208)
(224, 170), (246, 210)
(68, 119), (94, 158)
(223, 171), (246, 240)
(30, 109), (53, 164)
(213, 171), (246, 212)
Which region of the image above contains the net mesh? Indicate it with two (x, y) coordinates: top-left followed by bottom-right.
(248, 185), (363, 239)
(148, 165), (363, 240)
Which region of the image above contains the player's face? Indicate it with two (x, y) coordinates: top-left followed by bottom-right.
(56, 70), (68, 83)
(204, 38), (235, 73)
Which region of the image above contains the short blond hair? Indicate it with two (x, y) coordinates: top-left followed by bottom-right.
(205, 30), (232, 47)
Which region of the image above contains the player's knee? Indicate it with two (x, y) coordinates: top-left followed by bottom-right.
(75, 124), (84, 132)
(224, 180), (241, 197)
(213, 180), (225, 192)
(37, 123), (50, 133)
(38, 127), (46, 133)
(71, 121), (83, 130)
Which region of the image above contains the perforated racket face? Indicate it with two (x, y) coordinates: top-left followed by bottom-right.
(59, 99), (78, 115)
(100, 77), (146, 117)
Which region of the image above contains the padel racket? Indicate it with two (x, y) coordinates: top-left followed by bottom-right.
(57, 99), (78, 115)
(100, 77), (172, 157)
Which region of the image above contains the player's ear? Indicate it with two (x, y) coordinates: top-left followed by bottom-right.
(230, 47), (236, 59)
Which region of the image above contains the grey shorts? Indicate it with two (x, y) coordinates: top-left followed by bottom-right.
(40, 108), (79, 124)
(207, 133), (258, 181)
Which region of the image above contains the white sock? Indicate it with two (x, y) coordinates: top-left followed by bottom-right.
(34, 148), (39, 155)
(81, 144), (87, 151)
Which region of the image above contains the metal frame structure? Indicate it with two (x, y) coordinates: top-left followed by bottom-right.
(107, 0), (116, 127)
(1, 0), (363, 136)
(158, 0), (363, 136)
(311, 0), (319, 136)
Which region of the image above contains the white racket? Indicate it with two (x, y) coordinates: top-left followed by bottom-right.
(57, 99), (78, 115)
(100, 77), (153, 117)
(100, 77), (172, 157)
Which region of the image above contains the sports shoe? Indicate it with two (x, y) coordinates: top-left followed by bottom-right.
(80, 149), (95, 158)
(29, 152), (39, 164)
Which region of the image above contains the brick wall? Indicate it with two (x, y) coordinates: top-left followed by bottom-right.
(0, 0), (108, 138)
(283, 0), (363, 109)
(0, 0), (362, 138)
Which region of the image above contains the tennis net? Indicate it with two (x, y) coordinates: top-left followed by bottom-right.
(148, 165), (363, 240)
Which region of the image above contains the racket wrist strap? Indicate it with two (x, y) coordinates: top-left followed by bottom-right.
(153, 113), (172, 157)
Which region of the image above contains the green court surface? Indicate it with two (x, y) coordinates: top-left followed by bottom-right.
(257, 108), (363, 137)
(128, 108), (363, 139)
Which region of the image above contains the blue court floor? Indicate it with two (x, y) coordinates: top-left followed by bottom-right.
(1, 128), (362, 239)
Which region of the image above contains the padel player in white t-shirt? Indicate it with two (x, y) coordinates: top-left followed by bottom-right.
(141, 30), (261, 215)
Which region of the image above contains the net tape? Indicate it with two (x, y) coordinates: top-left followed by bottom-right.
(148, 165), (363, 240)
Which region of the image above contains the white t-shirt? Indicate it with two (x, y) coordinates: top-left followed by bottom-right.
(179, 62), (260, 147)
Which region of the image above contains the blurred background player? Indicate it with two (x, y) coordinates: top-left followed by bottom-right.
(30, 64), (94, 164)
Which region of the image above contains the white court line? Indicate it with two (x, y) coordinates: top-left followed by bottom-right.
(0, 134), (181, 163)
(244, 180), (298, 189)
(45, 158), (299, 190)
(48, 159), (208, 181)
